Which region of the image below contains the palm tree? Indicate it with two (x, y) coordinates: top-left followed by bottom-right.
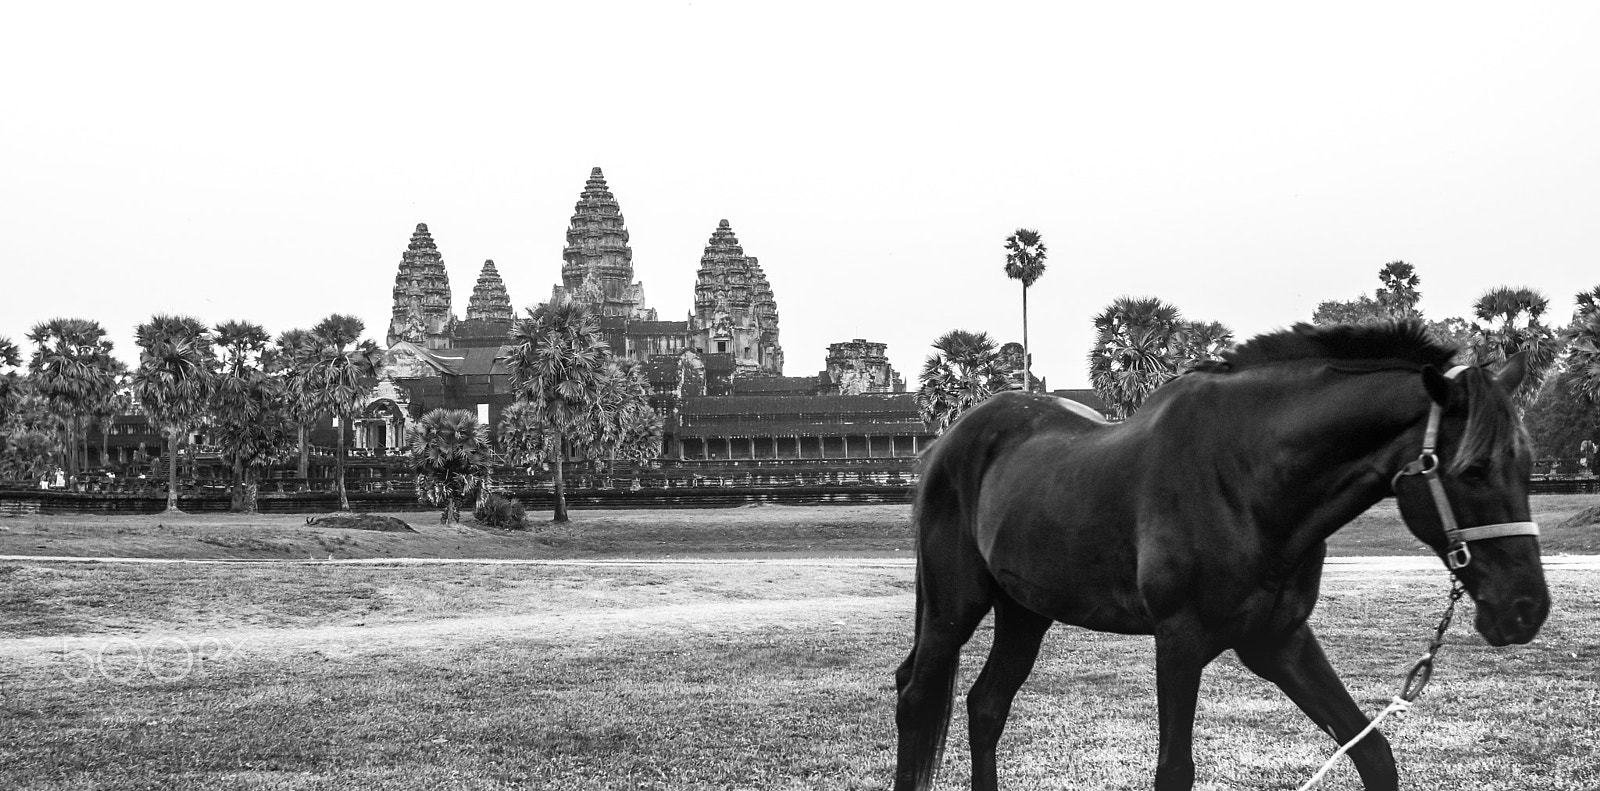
(407, 408), (491, 523)
(86, 363), (132, 469)
(0, 384), (60, 483)
(590, 359), (661, 484)
(914, 329), (1009, 434)
(615, 405), (665, 475)
(26, 318), (118, 481)
(131, 315), (216, 513)
(1471, 286), (1560, 409)
(1376, 260), (1422, 319)
(0, 339), (58, 483)
(275, 328), (320, 480)
(1174, 320), (1235, 371)
(1563, 285), (1600, 411)
(504, 297), (609, 523)
(212, 321), (296, 512)
(498, 400), (558, 472)
(0, 336), (22, 429)
(304, 315), (384, 511)
(1003, 229), (1048, 392)
(1088, 296), (1187, 419)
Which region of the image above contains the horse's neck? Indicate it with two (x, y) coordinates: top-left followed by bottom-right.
(1231, 368), (1426, 547)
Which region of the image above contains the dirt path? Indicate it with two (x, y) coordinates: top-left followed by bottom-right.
(0, 590), (916, 670)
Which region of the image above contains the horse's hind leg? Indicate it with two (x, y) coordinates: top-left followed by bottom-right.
(1235, 623), (1398, 790)
(894, 549), (996, 791)
(967, 592), (1053, 791)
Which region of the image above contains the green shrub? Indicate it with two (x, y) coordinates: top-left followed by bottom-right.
(474, 492), (528, 529)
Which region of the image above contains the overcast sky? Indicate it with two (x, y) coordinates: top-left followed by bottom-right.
(5, 2), (1597, 388)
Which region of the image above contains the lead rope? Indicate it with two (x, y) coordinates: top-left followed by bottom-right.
(1295, 578), (1465, 791)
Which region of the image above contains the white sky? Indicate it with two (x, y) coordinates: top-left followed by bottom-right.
(4, 2), (1597, 388)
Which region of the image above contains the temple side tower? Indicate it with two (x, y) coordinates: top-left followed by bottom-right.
(387, 223), (455, 349)
(466, 259), (514, 322)
(554, 167), (656, 321)
(825, 339), (904, 394)
(689, 219), (783, 376)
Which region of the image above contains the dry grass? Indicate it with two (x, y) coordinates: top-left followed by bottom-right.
(0, 560), (1596, 790)
(0, 503), (916, 561)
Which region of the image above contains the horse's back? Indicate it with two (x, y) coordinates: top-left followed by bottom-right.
(914, 391), (1112, 551)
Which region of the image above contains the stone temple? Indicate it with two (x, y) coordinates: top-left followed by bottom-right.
(368, 166), (923, 462)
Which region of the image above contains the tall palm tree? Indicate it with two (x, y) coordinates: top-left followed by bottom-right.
(1003, 229), (1048, 392)
(504, 297), (609, 523)
(1088, 296), (1187, 419)
(26, 318), (118, 481)
(274, 328), (320, 479)
(131, 315), (216, 513)
(407, 407), (491, 523)
(213, 321), (295, 512)
(1376, 260), (1422, 319)
(305, 314), (384, 511)
(1471, 286), (1560, 409)
(914, 329), (1009, 434)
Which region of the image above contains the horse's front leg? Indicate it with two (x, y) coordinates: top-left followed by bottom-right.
(1152, 621), (1225, 791)
(1235, 622), (1398, 790)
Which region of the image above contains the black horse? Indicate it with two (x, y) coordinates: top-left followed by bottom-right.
(894, 322), (1549, 791)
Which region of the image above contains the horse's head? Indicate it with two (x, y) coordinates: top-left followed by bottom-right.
(1393, 353), (1549, 646)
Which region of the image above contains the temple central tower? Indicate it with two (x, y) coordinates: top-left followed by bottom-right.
(554, 167), (655, 320)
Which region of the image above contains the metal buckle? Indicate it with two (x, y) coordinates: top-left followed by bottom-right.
(1445, 541), (1472, 570)
(1411, 452), (1439, 476)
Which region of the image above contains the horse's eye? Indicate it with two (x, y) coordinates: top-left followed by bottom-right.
(1461, 462), (1491, 482)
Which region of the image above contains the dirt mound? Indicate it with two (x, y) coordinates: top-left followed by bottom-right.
(1558, 505), (1600, 530)
(304, 513), (416, 533)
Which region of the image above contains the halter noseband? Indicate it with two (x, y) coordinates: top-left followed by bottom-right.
(1391, 364), (1540, 570)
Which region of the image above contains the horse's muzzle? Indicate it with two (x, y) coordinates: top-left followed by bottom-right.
(1475, 593), (1549, 646)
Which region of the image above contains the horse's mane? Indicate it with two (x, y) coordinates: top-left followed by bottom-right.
(1197, 321), (1522, 474)
(1196, 320), (1457, 373)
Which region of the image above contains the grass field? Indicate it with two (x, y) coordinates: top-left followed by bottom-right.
(2, 498), (1598, 789)
(3, 494), (1600, 561)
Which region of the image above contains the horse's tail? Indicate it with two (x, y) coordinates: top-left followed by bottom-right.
(893, 555), (960, 791)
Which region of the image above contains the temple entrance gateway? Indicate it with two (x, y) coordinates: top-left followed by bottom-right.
(355, 399), (406, 455)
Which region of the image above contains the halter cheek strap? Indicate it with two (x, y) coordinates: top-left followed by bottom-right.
(1391, 364), (1540, 570)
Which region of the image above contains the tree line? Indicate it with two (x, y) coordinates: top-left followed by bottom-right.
(0, 297), (661, 522)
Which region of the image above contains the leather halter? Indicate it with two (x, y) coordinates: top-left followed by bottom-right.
(1391, 365), (1540, 570)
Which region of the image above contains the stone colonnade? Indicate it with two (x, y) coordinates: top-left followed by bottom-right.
(679, 434), (922, 461)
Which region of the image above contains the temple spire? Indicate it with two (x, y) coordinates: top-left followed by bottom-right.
(555, 166), (655, 321)
(387, 223), (455, 349)
(466, 259), (514, 322)
(689, 219), (783, 375)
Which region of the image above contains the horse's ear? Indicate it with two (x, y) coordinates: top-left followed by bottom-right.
(1422, 365), (1452, 406)
(1496, 351), (1529, 394)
